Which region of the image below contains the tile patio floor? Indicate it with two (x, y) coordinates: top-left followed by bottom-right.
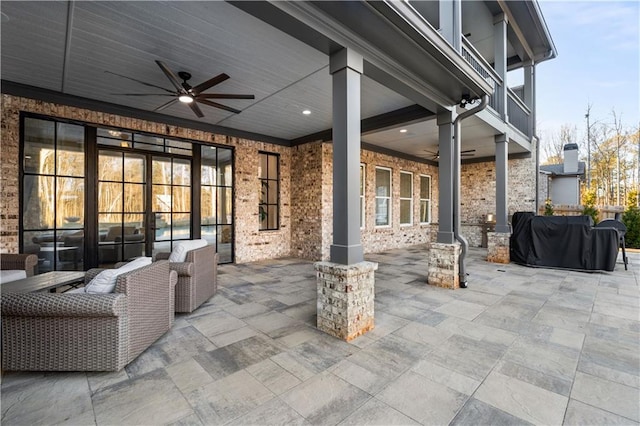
(2, 246), (639, 425)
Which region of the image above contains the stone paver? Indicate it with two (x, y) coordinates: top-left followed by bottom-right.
(1, 246), (638, 425)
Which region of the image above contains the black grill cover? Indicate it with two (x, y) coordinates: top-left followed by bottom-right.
(510, 213), (619, 271)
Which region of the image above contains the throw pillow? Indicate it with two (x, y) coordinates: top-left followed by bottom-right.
(85, 256), (152, 293)
(168, 239), (208, 263)
(84, 269), (118, 294)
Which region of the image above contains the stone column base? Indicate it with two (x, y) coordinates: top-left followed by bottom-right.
(314, 261), (377, 341)
(487, 232), (510, 264)
(428, 242), (460, 289)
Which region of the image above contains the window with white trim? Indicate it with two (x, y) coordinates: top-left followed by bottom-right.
(360, 164), (365, 229)
(400, 171), (413, 225)
(420, 174), (431, 224)
(375, 167), (391, 227)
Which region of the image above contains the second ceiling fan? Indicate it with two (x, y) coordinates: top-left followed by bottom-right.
(423, 149), (476, 160)
(108, 60), (255, 118)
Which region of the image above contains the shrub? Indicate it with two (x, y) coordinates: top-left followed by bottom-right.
(622, 206), (640, 249)
(582, 205), (599, 225)
(581, 188), (599, 224)
(626, 189), (638, 209)
(543, 199), (554, 216)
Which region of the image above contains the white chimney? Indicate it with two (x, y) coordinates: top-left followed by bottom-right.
(563, 143), (578, 173)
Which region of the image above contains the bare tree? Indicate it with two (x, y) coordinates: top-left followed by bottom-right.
(611, 109), (628, 206)
(584, 103), (598, 188)
(541, 123), (577, 164)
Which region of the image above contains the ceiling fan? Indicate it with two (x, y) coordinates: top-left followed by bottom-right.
(422, 149), (476, 160)
(106, 60), (255, 118)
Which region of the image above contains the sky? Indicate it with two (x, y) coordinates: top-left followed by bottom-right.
(514, 0), (639, 149)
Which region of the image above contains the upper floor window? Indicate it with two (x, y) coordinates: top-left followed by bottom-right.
(375, 167), (391, 227)
(400, 171), (413, 225)
(420, 174), (431, 224)
(259, 152), (279, 230)
(360, 164), (365, 229)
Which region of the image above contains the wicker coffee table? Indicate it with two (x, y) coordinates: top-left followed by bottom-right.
(1, 271), (85, 294)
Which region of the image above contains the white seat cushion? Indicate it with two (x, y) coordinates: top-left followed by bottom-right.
(0, 270), (27, 284)
(85, 257), (152, 293)
(168, 239), (208, 263)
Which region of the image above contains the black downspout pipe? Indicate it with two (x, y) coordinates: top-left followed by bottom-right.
(453, 95), (489, 288)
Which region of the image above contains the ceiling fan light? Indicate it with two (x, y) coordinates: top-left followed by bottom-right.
(178, 95), (194, 104)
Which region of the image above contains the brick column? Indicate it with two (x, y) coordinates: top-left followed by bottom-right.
(315, 261), (377, 341)
(487, 232), (510, 263)
(428, 242), (460, 289)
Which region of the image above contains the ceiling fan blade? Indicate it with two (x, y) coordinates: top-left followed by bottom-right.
(191, 73), (230, 95)
(196, 93), (255, 100)
(111, 93), (175, 96)
(155, 60), (185, 93)
(197, 99), (242, 114)
(188, 102), (205, 118)
(105, 70), (175, 94)
(153, 98), (179, 112)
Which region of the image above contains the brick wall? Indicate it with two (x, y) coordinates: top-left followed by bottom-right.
(360, 148), (440, 256)
(290, 142), (324, 260)
(0, 95), (291, 261)
(232, 139), (292, 263)
(2, 94), (532, 263)
(0, 96), (21, 252)
(289, 142), (441, 261)
(460, 154), (537, 245)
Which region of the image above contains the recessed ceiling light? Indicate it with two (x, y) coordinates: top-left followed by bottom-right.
(399, 129), (408, 133)
(178, 95), (194, 104)
(302, 109), (311, 115)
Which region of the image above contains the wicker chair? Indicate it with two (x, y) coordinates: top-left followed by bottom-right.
(156, 244), (218, 313)
(1, 253), (38, 277)
(1, 260), (177, 371)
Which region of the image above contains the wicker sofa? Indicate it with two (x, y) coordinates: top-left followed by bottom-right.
(1, 253), (38, 283)
(156, 244), (218, 313)
(1, 260), (177, 371)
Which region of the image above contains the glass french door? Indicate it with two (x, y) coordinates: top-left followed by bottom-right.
(21, 116), (235, 271)
(150, 156), (192, 255)
(97, 150), (147, 266)
(97, 150), (192, 266)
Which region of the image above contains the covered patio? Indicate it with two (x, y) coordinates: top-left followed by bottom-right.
(2, 247), (637, 425)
